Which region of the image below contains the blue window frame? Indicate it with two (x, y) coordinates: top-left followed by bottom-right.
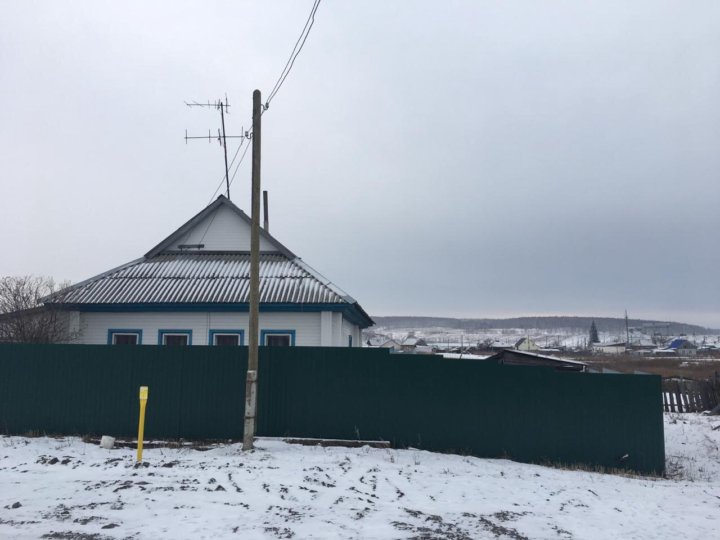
(260, 329), (296, 346)
(158, 329), (193, 346)
(209, 329), (245, 346)
(107, 329), (143, 345)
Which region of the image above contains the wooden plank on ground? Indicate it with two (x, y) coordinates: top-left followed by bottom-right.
(282, 438), (391, 449)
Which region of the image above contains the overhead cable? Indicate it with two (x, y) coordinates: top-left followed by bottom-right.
(265, 0), (322, 109)
(207, 126), (253, 203)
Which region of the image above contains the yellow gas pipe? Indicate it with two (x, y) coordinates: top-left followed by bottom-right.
(137, 386), (149, 463)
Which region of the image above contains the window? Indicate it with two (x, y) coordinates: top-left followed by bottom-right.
(260, 330), (296, 346)
(215, 334), (239, 346)
(158, 330), (192, 346)
(165, 334), (189, 346)
(209, 330), (244, 346)
(266, 334), (290, 346)
(115, 334), (139, 345)
(108, 330), (142, 345)
(348, 335), (353, 347)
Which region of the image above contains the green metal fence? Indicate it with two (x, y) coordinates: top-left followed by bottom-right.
(0, 344), (247, 439)
(0, 344), (665, 473)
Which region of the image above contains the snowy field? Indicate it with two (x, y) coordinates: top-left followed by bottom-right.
(1, 414), (718, 539)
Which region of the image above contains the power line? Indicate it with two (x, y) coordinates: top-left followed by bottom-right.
(207, 139), (244, 203)
(205, 0), (321, 202)
(265, 0), (321, 108)
(200, 132), (250, 243)
(207, 125), (253, 204)
(228, 137), (252, 190)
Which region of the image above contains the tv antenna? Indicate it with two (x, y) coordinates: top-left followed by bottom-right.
(185, 96), (245, 199)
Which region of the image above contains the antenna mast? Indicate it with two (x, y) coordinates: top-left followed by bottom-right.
(184, 97), (243, 199)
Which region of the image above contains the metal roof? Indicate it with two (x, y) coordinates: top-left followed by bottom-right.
(667, 338), (696, 349)
(50, 253), (354, 305)
(42, 195), (375, 327)
(487, 349), (587, 371)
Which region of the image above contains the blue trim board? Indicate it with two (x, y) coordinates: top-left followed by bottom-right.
(260, 329), (296, 346)
(208, 329), (245, 346)
(64, 302), (373, 328)
(158, 329), (193, 345)
(107, 329), (143, 345)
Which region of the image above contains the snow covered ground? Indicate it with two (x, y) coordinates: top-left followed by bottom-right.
(1, 414), (718, 539)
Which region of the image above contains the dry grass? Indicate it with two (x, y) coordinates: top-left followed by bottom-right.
(556, 351), (720, 379)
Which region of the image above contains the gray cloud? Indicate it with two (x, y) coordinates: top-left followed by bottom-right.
(1, 1), (718, 326)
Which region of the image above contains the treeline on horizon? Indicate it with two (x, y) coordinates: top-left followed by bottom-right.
(371, 315), (717, 335)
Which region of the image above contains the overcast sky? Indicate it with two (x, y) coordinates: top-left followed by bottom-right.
(1, 1), (718, 327)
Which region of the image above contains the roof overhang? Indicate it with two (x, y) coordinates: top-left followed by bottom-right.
(55, 301), (375, 329)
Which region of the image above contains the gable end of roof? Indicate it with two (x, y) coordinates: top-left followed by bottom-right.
(144, 195), (296, 259)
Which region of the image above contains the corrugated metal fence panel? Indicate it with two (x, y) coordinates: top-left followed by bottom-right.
(0, 344), (247, 439)
(0, 345), (663, 473)
(256, 348), (665, 474)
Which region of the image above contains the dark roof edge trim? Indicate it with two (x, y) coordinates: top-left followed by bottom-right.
(50, 301), (375, 328)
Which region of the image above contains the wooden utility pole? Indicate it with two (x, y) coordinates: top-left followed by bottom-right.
(243, 89), (262, 451)
(625, 310), (630, 347)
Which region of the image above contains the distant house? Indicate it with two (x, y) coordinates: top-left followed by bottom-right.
(379, 339), (401, 351)
(514, 337), (539, 352)
(364, 336), (387, 347)
(400, 336), (428, 352)
(486, 338), (517, 352)
(664, 338), (697, 356)
(627, 336), (655, 351)
(488, 349), (587, 372)
(594, 343), (627, 354)
(41, 195), (373, 346)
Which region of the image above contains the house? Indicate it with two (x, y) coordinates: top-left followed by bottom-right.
(485, 338), (518, 352)
(627, 336), (656, 351)
(514, 337), (539, 352)
(593, 342), (627, 354)
(43, 195), (373, 346)
(487, 349), (587, 372)
(364, 336), (386, 347)
(663, 338), (698, 356)
(378, 339), (401, 351)
(400, 336), (428, 352)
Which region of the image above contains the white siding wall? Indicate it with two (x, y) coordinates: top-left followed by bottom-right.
(341, 318), (360, 347)
(167, 205), (276, 252)
(332, 312), (343, 345)
(318, 311), (361, 347)
(65, 311), (82, 343)
(320, 311), (333, 346)
(80, 311), (321, 346)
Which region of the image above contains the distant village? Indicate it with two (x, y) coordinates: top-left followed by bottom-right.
(364, 324), (720, 358)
